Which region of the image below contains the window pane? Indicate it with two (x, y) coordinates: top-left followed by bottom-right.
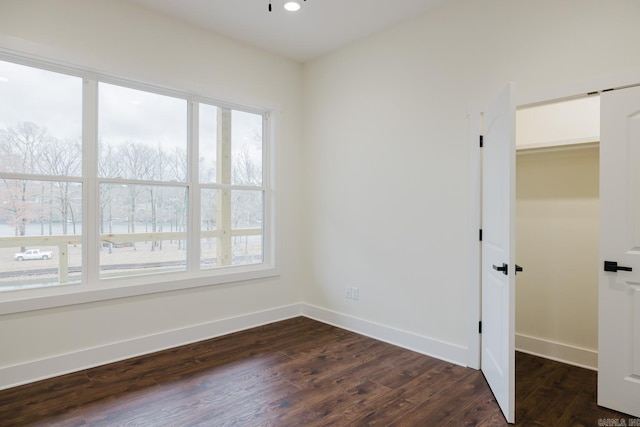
(231, 189), (263, 266)
(231, 110), (263, 186)
(0, 179), (82, 289)
(99, 184), (187, 278)
(199, 103), (218, 184)
(200, 189), (264, 269)
(200, 188), (217, 231)
(0, 60), (82, 176)
(232, 235), (263, 266)
(200, 238), (218, 269)
(98, 83), (187, 181)
(232, 190), (263, 229)
(0, 244), (82, 290)
(200, 189), (218, 269)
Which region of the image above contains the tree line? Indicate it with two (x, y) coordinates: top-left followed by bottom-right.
(0, 122), (263, 253)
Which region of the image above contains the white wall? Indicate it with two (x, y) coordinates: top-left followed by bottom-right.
(0, 0), (304, 387)
(302, 0), (640, 363)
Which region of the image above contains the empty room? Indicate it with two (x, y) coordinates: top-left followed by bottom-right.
(1, 0), (640, 424)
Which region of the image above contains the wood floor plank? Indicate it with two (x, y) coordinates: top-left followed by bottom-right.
(555, 369), (631, 426)
(0, 316), (636, 426)
(350, 395), (416, 427)
(151, 377), (299, 427)
(514, 351), (550, 400)
(367, 349), (444, 389)
(386, 361), (475, 404)
(516, 364), (584, 424)
(296, 380), (391, 427)
(389, 370), (489, 425)
(446, 386), (503, 426)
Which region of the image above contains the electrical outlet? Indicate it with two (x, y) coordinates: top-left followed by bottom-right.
(346, 286), (352, 299)
(352, 287), (359, 300)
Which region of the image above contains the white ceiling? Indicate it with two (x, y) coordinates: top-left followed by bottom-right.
(128, 0), (446, 62)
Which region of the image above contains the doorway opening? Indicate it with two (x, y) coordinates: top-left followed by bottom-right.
(472, 77), (640, 420)
(514, 95), (600, 370)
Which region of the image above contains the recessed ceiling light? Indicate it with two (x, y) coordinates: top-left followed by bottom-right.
(269, 0), (307, 13)
(0, 76), (8, 83)
(284, 1), (301, 12)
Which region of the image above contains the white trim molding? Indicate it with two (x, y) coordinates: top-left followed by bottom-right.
(301, 304), (468, 367)
(466, 106), (482, 370)
(0, 304), (302, 391)
(1, 302), (473, 391)
(516, 333), (597, 371)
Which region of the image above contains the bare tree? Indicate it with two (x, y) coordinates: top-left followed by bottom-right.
(40, 137), (82, 235)
(231, 149), (263, 258)
(0, 122), (49, 174)
(145, 146), (167, 251)
(117, 141), (158, 246)
(98, 141), (122, 253)
(168, 146), (188, 249)
(0, 122), (51, 250)
(232, 149), (261, 186)
(168, 146), (188, 182)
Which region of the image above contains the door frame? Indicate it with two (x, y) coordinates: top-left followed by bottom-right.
(467, 68), (640, 370)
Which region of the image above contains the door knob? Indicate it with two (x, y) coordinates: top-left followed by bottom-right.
(493, 263), (508, 275)
(515, 265), (523, 274)
(604, 261), (633, 272)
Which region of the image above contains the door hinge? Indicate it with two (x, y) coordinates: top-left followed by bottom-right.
(479, 135), (484, 148)
(479, 321), (482, 334)
(479, 229), (483, 241)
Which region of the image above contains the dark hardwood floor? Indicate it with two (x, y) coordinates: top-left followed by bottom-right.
(0, 317), (634, 426)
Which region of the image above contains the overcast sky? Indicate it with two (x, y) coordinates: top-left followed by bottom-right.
(0, 59), (262, 179)
(0, 60), (82, 140)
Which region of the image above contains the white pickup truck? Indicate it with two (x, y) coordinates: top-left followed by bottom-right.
(14, 249), (53, 261)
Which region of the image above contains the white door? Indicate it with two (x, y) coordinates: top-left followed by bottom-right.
(482, 83), (516, 423)
(599, 85), (640, 417)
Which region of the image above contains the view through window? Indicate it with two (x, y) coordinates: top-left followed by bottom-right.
(0, 61), (83, 289)
(0, 57), (269, 291)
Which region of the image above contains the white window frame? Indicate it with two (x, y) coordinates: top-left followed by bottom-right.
(0, 52), (279, 315)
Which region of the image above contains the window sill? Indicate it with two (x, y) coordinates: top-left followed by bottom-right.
(0, 264), (280, 315)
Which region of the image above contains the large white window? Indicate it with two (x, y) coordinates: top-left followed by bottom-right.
(0, 56), (274, 298)
(199, 106), (265, 269)
(0, 60), (83, 290)
(98, 82), (189, 278)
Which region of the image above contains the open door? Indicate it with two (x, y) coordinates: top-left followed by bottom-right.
(599, 85), (640, 417)
(481, 83), (516, 423)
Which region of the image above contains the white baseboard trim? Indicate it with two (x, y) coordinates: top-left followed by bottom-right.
(515, 333), (597, 371)
(0, 303), (302, 391)
(301, 304), (468, 367)
(1, 303), (471, 392)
